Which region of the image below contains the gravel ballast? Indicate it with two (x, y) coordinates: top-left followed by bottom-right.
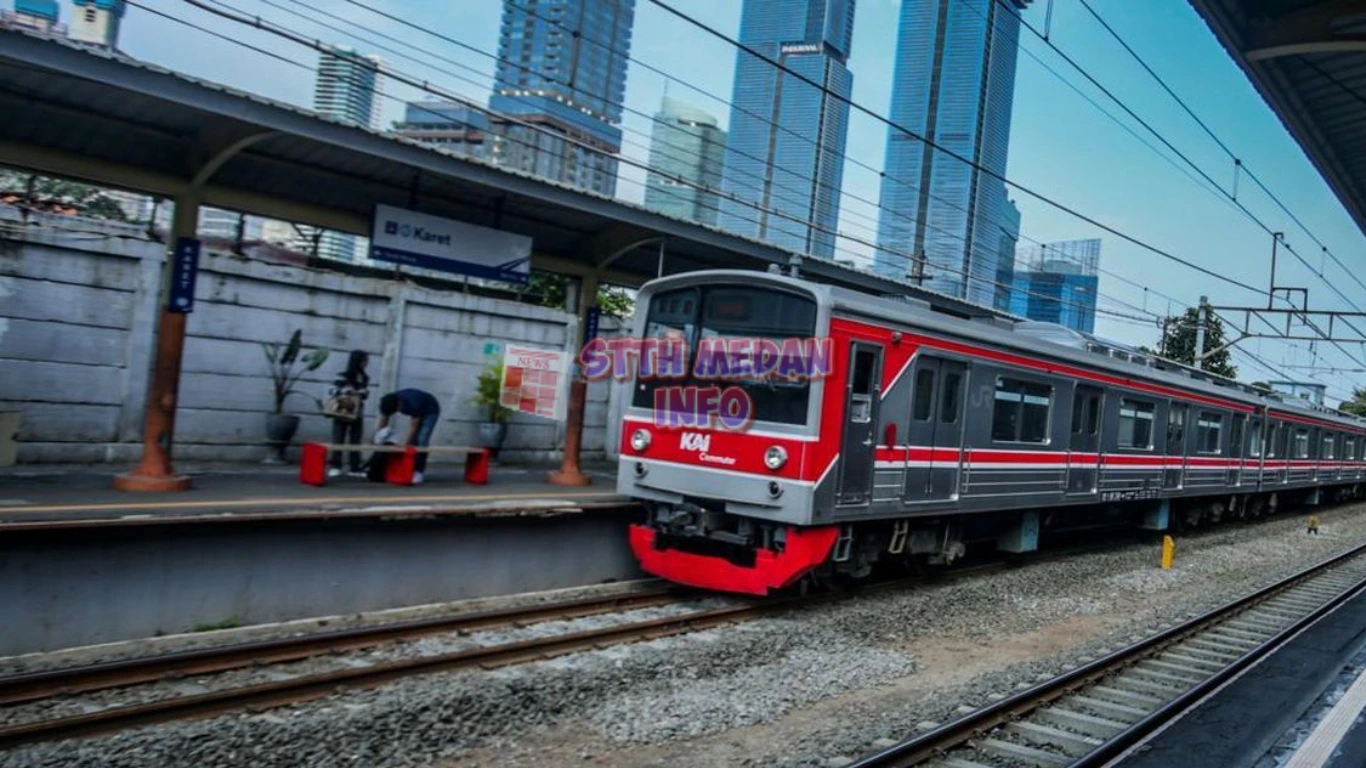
(5, 504), (1365, 768)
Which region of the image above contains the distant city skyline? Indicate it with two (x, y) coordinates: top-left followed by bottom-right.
(875, 0), (1030, 308)
(717, 0), (856, 259)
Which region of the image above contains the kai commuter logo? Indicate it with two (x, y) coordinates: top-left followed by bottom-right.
(580, 335), (833, 432)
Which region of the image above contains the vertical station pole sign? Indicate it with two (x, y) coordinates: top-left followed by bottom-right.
(167, 237), (200, 313)
(369, 204), (532, 284)
(500, 344), (570, 421)
(582, 306), (601, 347)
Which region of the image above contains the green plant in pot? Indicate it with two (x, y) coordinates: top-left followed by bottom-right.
(261, 329), (329, 463)
(472, 360), (514, 459)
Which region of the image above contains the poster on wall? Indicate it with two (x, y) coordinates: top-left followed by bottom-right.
(370, 204), (531, 284)
(500, 344), (568, 421)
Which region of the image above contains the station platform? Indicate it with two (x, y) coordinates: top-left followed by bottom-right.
(0, 461), (632, 529)
(1115, 587), (1366, 768)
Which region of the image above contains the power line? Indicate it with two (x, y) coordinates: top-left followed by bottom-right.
(646, 0), (1264, 294)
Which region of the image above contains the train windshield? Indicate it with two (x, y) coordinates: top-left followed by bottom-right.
(632, 285), (818, 425)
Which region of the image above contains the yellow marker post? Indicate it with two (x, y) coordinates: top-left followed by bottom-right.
(1161, 535), (1175, 570)
(1308, 515), (1320, 535)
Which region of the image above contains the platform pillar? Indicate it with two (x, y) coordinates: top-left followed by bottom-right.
(114, 193), (199, 492)
(1141, 499), (1171, 531)
(549, 273), (597, 487)
(998, 510), (1040, 553)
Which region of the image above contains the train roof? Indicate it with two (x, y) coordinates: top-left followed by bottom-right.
(637, 270), (1366, 433)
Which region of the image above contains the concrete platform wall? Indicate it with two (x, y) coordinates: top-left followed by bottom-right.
(1, 512), (644, 655)
(0, 210), (625, 464)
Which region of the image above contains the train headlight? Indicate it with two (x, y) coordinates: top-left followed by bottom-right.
(630, 429), (652, 452)
(763, 445), (788, 471)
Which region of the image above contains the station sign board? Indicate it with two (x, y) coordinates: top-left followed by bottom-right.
(370, 204), (531, 284)
(167, 237), (200, 313)
(500, 344), (569, 421)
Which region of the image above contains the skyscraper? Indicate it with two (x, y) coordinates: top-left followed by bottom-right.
(643, 95), (726, 225)
(1007, 238), (1101, 334)
(875, 0), (1029, 306)
(995, 196), (1021, 311)
(488, 0), (635, 196)
(718, 0), (856, 259)
(311, 45), (382, 262)
(69, 0), (123, 48)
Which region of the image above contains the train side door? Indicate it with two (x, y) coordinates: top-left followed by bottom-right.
(837, 343), (882, 506)
(1164, 402), (1187, 490)
(903, 357), (964, 501)
(928, 360), (966, 500)
(1067, 385), (1102, 494)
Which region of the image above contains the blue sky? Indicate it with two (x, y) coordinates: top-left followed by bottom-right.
(102, 0), (1366, 401)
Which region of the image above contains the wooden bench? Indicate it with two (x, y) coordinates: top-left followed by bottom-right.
(299, 443), (490, 487)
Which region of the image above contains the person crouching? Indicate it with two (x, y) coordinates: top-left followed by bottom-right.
(376, 388), (441, 485)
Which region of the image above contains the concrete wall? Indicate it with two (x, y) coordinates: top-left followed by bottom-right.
(0, 210), (625, 464)
(1, 512), (643, 655)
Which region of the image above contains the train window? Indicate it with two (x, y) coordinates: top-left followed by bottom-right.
(1196, 413), (1223, 455)
(1266, 423), (1280, 457)
(1248, 421), (1262, 457)
(1086, 395), (1101, 435)
(1070, 390), (1101, 435)
(1230, 416), (1245, 459)
(1347, 437), (1357, 461)
(991, 378), (1052, 444)
(1167, 405), (1187, 449)
(1323, 434), (1336, 460)
(1118, 398), (1156, 449)
(851, 349), (877, 395)
(941, 372), (962, 424)
(913, 369), (935, 422)
(1292, 428), (1310, 459)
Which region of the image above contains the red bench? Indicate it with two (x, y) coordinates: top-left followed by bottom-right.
(299, 443), (490, 487)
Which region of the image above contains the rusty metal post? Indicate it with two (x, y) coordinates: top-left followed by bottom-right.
(549, 273), (598, 487)
(114, 194), (200, 491)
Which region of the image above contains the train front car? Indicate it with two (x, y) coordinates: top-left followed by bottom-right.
(614, 272), (842, 595)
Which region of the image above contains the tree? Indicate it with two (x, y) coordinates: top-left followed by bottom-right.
(1340, 388), (1366, 417)
(524, 271), (635, 318)
(0, 170), (130, 221)
(1147, 307), (1237, 379)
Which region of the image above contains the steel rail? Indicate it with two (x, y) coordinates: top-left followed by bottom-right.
(0, 597), (810, 749)
(849, 541), (1366, 768)
(0, 586), (682, 707)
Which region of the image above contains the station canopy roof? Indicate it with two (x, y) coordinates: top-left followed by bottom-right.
(1190, 0), (1366, 236)
(0, 26), (1002, 319)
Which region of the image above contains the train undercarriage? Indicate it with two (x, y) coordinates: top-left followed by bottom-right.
(631, 484), (1366, 595)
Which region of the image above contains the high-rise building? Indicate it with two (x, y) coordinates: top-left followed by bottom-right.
(6, 0), (59, 33)
(643, 95), (726, 225)
(875, 0), (1030, 306)
(995, 196), (1021, 311)
(69, 0), (122, 48)
(1007, 238), (1100, 334)
(718, 0), (855, 259)
(488, 0), (635, 196)
(311, 45), (382, 262)
(392, 101), (492, 159)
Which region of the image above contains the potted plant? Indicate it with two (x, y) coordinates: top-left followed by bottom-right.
(261, 329), (329, 463)
(472, 360), (514, 459)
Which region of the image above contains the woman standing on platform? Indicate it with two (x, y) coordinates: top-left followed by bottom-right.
(326, 350), (370, 477)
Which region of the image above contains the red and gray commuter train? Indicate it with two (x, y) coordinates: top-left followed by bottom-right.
(615, 270), (1366, 595)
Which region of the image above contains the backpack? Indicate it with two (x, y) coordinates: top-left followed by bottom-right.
(365, 441), (397, 482)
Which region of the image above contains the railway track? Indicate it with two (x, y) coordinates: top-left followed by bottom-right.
(849, 541), (1366, 768)
(0, 587), (796, 749)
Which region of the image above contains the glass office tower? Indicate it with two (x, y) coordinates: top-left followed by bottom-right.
(718, 0), (856, 259)
(875, 0), (1029, 305)
(488, 0), (635, 196)
(643, 96), (727, 225)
